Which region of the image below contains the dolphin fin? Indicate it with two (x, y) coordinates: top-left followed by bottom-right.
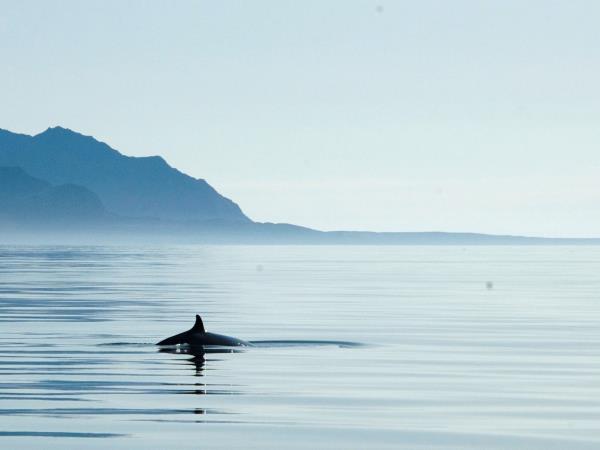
(192, 314), (206, 333)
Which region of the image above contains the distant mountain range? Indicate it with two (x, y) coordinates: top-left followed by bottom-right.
(0, 166), (105, 223)
(0, 127), (248, 223)
(0, 126), (598, 244)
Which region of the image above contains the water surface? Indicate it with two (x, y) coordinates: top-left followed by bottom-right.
(1, 245), (600, 449)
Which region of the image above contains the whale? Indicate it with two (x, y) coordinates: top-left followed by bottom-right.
(156, 315), (250, 347)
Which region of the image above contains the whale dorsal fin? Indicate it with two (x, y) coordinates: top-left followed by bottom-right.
(192, 314), (205, 333)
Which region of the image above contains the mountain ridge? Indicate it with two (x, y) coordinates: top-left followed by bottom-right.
(0, 126), (249, 223)
(1, 126), (599, 245)
(0, 166), (106, 223)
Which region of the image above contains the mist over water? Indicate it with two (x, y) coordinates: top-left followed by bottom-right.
(1, 245), (600, 449)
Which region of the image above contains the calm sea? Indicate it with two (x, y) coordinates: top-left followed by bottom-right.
(1, 245), (600, 449)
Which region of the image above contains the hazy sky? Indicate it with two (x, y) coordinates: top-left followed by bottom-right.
(2, 1), (600, 237)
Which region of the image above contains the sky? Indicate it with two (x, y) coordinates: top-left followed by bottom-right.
(1, 0), (600, 237)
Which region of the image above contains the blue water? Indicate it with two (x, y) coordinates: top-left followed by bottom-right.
(1, 245), (600, 449)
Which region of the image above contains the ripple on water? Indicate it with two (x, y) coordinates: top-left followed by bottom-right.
(2, 245), (600, 449)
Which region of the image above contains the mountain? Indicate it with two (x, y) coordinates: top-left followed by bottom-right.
(0, 127), (249, 223)
(0, 166), (106, 223)
(0, 126), (598, 245)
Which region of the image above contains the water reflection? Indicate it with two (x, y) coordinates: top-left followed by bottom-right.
(158, 345), (245, 376)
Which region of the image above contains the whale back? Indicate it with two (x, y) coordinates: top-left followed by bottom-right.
(156, 314), (249, 347)
(156, 314), (205, 345)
